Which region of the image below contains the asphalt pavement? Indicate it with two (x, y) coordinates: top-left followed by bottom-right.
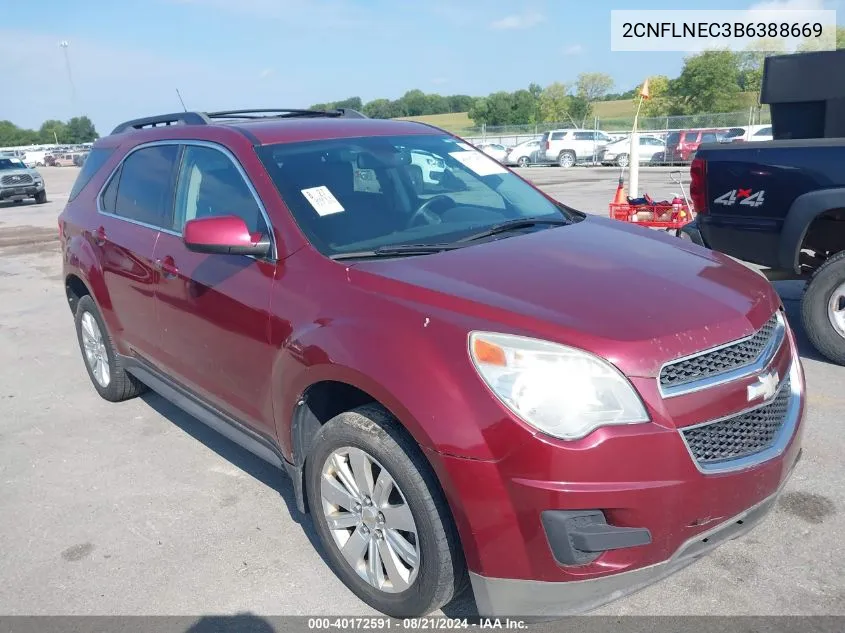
(0, 166), (841, 617)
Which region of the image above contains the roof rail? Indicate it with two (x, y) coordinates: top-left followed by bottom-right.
(110, 112), (211, 135)
(110, 108), (369, 135)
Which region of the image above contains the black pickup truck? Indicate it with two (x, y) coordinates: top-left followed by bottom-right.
(681, 140), (845, 364)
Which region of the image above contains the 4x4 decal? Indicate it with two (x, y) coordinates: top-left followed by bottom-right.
(714, 188), (766, 208)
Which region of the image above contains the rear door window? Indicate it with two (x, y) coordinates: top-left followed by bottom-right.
(550, 132), (567, 140)
(68, 147), (114, 202)
(113, 145), (181, 228)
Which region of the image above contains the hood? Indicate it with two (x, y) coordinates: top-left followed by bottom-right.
(349, 216), (780, 378)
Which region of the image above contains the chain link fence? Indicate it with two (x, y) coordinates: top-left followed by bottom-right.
(459, 107), (772, 161)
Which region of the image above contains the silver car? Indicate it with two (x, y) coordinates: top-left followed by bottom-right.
(540, 129), (612, 168)
(503, 139), (543, 167)
(600, 135), (666, 167)
(0, 157), (47, 204)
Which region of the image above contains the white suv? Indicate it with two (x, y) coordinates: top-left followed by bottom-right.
(540, 129), (612, 168)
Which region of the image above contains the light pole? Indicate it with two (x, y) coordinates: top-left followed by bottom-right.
(59, 40), (77, 114)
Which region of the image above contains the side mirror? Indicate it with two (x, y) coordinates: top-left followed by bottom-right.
(183, 215), (271, 258)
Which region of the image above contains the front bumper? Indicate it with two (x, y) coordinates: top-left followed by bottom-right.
(0, 184), (44, 200)
(469, 453), (799, 617)
(429, 328), (805, 617)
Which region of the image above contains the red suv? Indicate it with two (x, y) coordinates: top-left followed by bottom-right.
(665, 129), (724, 162)
(60, 108), (805, 618)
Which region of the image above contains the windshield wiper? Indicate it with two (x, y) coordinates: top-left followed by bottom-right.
(329, 243), (464, 260)
(455, 217), (570, 243)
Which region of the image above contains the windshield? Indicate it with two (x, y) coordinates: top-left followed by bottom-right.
(257, 134), (579, 258)
(0, 158), (26, 170)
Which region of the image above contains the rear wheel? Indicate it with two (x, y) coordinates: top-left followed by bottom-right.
(557, 151), (575, 168)
(74, 295), (148, 401)
(802, 250), (845, 365)
(306, 405), (466, 618)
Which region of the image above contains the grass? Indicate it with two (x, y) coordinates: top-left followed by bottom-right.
(395, 112), (474, 131)
(396, 92), (763, 132)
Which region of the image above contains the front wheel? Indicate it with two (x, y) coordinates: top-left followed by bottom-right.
(306, 405), (466, 617)
(616, 153), (629, 168)
(517, 156), (530, 168)
(35, 190), (47, 204)
(802, 250), (845, 365)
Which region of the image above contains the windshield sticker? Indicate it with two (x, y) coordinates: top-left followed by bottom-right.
(449, 151), (507, 176)
(301, 186), (345, 216)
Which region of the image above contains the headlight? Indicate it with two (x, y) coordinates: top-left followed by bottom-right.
(468, 332), (649, 440)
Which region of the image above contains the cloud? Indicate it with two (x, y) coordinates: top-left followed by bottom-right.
(259, 68), (275, 79)
(563, 44), (584, 56)
(489, 12), (544, 30)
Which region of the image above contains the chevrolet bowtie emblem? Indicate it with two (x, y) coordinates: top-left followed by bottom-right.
(747, 369), (779, 402)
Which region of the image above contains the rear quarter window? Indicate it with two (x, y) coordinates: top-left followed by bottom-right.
(68, 148), (114, 202)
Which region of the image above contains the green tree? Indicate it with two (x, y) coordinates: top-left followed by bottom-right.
(447, 94), (474, 113)
(401, 90), (429, 116)
(575, 72), (615, 103)
(670, 50), (744, 114)
(468, 97), (490, 125)
(539, 82), (569, 122)
(363, 98), (397, 119)
(0, 121), (37, 146)
(484, 91), (516, 126)
(567, 95), (593, 127)
(39, 119), (67, 144)
(64, 116), (99, 143)
(510, 89), (538, 125)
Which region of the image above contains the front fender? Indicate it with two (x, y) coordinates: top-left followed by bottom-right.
(779, 188), (845, 272)
(271, 316), (526, 464)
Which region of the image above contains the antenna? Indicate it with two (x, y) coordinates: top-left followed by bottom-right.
(175, 89), (187, 112)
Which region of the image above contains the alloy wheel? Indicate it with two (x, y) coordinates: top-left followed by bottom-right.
(80, 311), (110, 387)
(320, 446), (420, 593)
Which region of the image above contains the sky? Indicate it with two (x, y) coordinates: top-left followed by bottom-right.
(0, 0), (841, 135)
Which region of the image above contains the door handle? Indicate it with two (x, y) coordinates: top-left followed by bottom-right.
(93, 226), (106, 246)
(155, 257), (179, 279)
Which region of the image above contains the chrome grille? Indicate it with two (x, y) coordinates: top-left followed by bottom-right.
(681, 377), (791, 465)
(660, 314), (779, 389)
(1, 174), (33, 185)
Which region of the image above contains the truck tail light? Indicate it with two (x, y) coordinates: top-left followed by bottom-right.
(690, 158), (707, 214)
(545, 141), (550, 150)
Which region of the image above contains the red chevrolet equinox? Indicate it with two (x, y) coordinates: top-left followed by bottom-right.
(59, 108), (805, 618)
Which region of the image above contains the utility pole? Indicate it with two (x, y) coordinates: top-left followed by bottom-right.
(59, 41), (77, 114)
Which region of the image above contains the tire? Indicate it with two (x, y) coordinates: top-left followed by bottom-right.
(802, 251), (845, 365)
(517, 156), (530, 168)
(35, 190), (47, 204)
(557, 150), (575, 168)
(74, 295), (148, 401)
(305, 404), (467, 618)
(616, 153), (629, 168)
